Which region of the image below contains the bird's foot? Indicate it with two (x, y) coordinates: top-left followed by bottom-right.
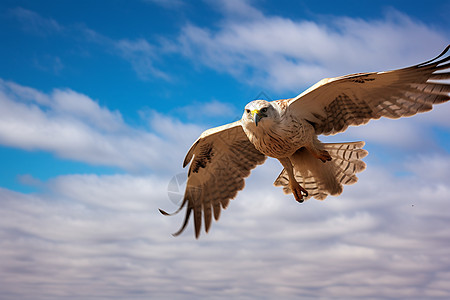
(314, 149), (332, 163)
(291, 183), (308, 203)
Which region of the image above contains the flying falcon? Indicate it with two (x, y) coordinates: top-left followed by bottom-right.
(160, 45), (450, 238)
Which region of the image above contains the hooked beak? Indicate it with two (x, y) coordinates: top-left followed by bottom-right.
(251, 109), (262, 126)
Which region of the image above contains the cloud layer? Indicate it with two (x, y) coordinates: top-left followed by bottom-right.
(2, 1), (450, 299)
(1, 155), (450, 299)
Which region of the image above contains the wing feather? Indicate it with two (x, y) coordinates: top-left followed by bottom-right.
(287, 45), (450, 135)
(160, 121), (266, 238)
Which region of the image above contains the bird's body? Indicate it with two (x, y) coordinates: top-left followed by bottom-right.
(241, 99), (361, 202)
(242, 99), (313, 158)
(160, 45), (450, 238)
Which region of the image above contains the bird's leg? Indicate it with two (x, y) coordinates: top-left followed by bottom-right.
(306, 146), (332, 163)
(278, 158), (308, 203)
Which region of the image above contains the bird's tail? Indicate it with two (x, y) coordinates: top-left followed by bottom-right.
(273, 142), (368, 200)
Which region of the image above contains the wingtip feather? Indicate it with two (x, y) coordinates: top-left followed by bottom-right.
(171, 205), (193, 237)
(159, 208), (171, 216)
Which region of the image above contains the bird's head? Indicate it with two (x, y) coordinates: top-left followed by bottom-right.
(241, 100), (278, 128)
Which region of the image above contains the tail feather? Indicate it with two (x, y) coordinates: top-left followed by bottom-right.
(274, 142), (368, 200)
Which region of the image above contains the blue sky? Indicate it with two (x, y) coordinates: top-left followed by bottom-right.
(1, 1), (450, 299)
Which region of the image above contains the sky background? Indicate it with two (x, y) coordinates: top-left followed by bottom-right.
(1, 0), (450, 299)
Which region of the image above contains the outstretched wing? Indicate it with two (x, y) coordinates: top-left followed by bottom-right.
(160, 121), (266, 238)
(287, 45), (450, 135)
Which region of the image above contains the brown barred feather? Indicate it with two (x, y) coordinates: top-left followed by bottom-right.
(274, 142), (368, 200)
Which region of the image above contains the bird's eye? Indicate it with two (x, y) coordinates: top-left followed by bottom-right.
(245, 109), (250, 113)
(261, 107), (268, 113)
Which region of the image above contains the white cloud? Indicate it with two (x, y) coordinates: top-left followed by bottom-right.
(175, 7), (448, 92)
(48, 173), (166, 211)
(0, 79), (202, 172)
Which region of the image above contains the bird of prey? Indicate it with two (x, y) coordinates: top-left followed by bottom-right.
(160, 45), (450, 238)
